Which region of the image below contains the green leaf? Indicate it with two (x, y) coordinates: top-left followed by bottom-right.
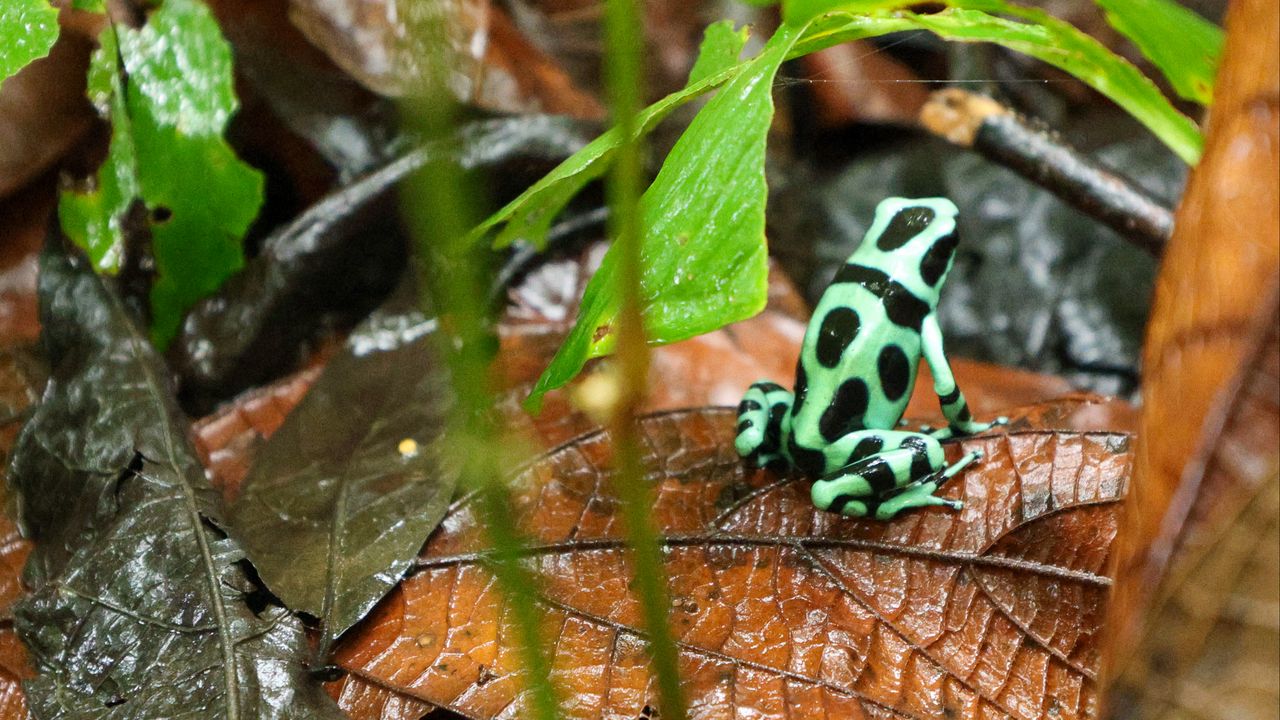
(60, 0), (265, 348)
(687, 20), (750, 86)
(12, 242), (342, 719)
(789, 0), (1204, 163)
(470, 25), (763, 251)
(1093, 0), (1222, 104)
(58, 28), (137, 274)
(500, 0), (1205, 404)
(229, 282), (457, 655)
(525, 24), (806, 408)
(0, 0), (58, 86)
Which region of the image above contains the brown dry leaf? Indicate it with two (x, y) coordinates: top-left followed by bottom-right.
(0, 27), (94, 200)
(1106, 318), (1279, 719)
(328, 408), (1131, 719)
(288, 0), (602, 118)
(0, 348), (45, 720)
(507, 0), (730, 102)
(1108, 473), (1278, 719)
(0, 498), (30, 720)
(0, 176), (46, 347)
(1103, 0), (1280, 687)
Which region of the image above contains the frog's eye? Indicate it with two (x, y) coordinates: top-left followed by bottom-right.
(875, 206), (938, 252)
(919, 229), (960, 287)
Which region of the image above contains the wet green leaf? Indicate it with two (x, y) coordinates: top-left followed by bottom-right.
(687, 19), (750, 86)
(59, 0), (265, 348)
(498, 1), (1204, 405)
(229, 283), (457, 655)
(0, 0), (58, 86)
(469, 25), (763, 252)
(10, 242), (342, 719)
(58, 27), (137, 275)
(1093, 0), (1222, 105)
(526, 24), (805, 408)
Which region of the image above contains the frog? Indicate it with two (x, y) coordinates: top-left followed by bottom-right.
(735, 196), (1006, 520)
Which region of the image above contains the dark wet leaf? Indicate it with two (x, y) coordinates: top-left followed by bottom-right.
(10, 242), (342, 719)
(229, 282), (457, 655)
(171, 116), (593, 410)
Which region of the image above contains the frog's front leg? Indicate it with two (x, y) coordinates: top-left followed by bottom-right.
(921, 314), (1007, 439)
(736, 381), (792, 470)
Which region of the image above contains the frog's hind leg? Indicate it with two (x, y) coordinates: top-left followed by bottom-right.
(871, 448), (983, 520)
(736, 381), (792, 470)
(812, 448), (918, 517)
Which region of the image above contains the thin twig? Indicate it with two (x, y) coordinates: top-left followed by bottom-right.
(920, 89), (1175, 255)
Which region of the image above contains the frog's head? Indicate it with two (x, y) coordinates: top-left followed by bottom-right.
(860, 197), (961, 296)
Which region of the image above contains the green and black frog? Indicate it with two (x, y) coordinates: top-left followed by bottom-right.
(736, 197), (1005, 520)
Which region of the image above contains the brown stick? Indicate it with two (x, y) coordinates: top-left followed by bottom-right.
(921, 89), (1175, 256)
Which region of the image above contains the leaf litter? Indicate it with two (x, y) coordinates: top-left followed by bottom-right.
(8, 241), (342, 719)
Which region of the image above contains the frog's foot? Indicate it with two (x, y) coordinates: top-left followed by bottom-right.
(927, 416), (1008, 441)
(870, 480), (958, 520)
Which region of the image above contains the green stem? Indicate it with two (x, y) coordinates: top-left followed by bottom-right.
(399, 11), (561, 715)
(602, 0), (688, 718)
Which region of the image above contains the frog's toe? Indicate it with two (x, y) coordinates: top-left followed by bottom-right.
(734, 426), (765, 459)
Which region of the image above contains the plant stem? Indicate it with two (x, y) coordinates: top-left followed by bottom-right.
(602, 0), (688, 718)
(399, 12), (560, 720)
(921, 89), (1174, 255)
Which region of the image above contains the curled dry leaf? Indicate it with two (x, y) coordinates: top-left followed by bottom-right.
(1103, 0), (1279, 686)
(328, 408), (1132, 719)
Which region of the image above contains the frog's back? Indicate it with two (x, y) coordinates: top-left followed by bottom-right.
(789, 283), (923, 448)
(788, 197), (959, 452)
